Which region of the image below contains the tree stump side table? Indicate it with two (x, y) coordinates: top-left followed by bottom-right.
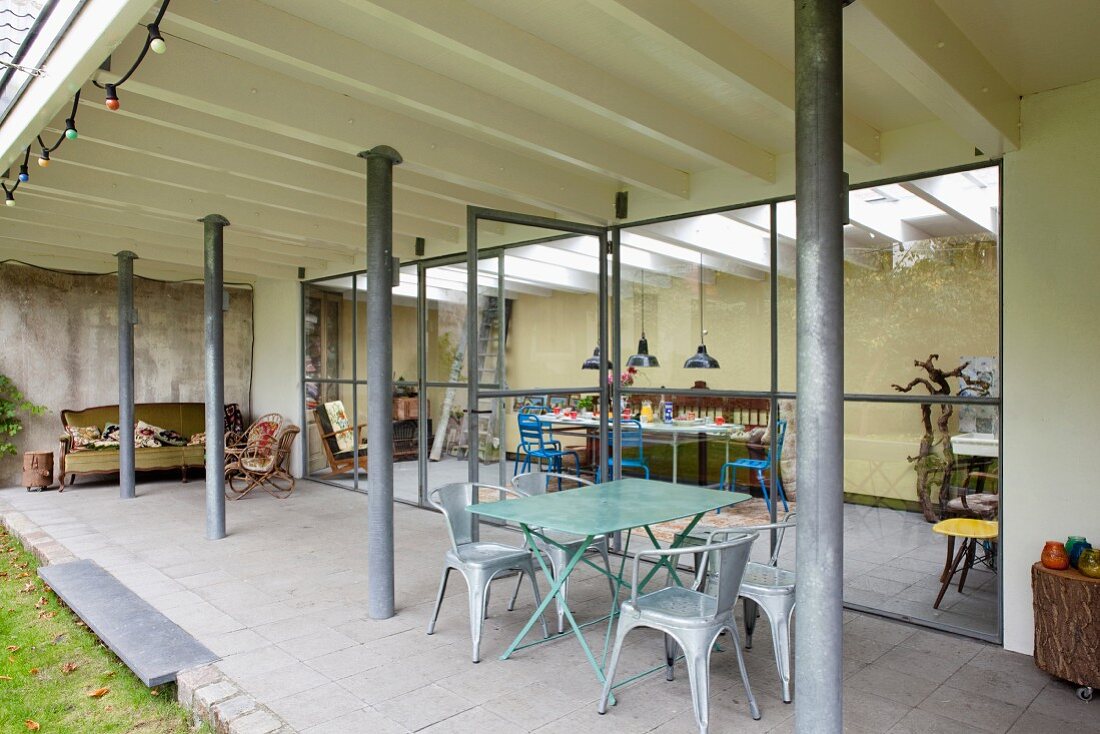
(1032, 562), (1100, 701)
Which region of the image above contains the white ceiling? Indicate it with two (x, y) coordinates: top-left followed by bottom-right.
(0, 0), (1092, 281)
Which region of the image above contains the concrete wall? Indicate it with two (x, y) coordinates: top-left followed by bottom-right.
(251, 277), (303, 477)
(1001, 78), (1100, 654)
(0, 263), (253, 487)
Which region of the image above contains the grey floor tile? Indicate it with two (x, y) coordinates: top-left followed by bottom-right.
(299, 706), (410, 734)
(845, 662), (940, 707)
(375, 684), (476, 732)
(918, 683), (1025, 733)
(267, 681), (364, 730)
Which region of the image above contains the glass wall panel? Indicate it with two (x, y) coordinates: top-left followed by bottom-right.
(843, 401), (999, 637)
(619, 205), (772, 393)
(303, 277), (355, 384)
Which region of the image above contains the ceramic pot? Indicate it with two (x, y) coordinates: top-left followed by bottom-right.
(1077, 548), (1100, 578)
(1070, 541), (1092, 569)
(1041, 541), (1070, 570)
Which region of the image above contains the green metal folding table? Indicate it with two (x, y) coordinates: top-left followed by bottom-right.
(469, 478), (751, 693)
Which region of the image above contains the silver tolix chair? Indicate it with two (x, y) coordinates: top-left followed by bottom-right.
(682, 514), (798, 703)
(598, 531), (761, 734)
(426, 482), (548, 663)
(507, 472), (617, 634)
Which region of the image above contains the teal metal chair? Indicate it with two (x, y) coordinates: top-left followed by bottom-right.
(719, 419), (788, 512)
(597, 418), (649, 481)
(513, 412), (578, 477)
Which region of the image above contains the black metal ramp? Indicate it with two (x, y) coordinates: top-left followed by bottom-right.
(39, 560), (217, 686)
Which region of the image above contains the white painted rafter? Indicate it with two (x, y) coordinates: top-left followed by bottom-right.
(98, 32), (618, 221)
(846, 0), (1020, 156)
(163, 0), (689, 200)
(338, 0), (774, 181)
(591, 0), (880, 164)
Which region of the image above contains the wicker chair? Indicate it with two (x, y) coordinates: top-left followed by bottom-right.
(224, 412), (284, 463)
(225, 425), (299, 500)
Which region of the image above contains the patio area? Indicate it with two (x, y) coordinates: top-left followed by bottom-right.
(0, 479), (1083, 733)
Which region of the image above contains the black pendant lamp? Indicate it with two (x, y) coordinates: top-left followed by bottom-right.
(627, 270), (660, 368)
(581, 346), (611, 370)
(684, 255), (720, 369)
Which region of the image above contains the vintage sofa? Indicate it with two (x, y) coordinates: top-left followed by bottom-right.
(59, 402), (206, 489)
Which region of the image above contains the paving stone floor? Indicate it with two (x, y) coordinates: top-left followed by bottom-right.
(1, 479), (1092, 733)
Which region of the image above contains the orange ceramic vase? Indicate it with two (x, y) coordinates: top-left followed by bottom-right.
(1041, 541), (1070, 570)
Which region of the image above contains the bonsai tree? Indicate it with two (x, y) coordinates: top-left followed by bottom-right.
(0, 375), (46, 458)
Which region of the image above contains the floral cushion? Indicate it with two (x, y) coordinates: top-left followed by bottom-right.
(188, 432), (206, 446)
(135, 420), (164, 448)
(66, 425), (101, 451)
(324, 401), (354, 453)
(102, 422), (121, 442)
(224, 403), (245, 435)
(156, 428), (188, 447)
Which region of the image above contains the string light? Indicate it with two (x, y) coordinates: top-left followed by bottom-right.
(93, 1), (172, 111)
(37, 148), (50, 167)
(17, 166), (29, 184)
(4, 189), (14, 207)
(147, 24), (166, 54)
(64, 118), (78, 140)
(104, 83), (120, 110)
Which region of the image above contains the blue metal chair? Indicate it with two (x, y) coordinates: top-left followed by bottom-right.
(513, 407), (561, 474)
(597, 418), (649, 481)
(719, 419), (788, 513)
(513, 412), (579, 476)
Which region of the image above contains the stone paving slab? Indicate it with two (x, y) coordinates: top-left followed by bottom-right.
(39, 559), (218, 686)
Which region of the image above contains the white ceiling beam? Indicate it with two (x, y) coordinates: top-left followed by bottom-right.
(422, 265), (551, 298)
(846, 0), (1020, 156)
(342, 0), (774, 181)
(19, 158), (370, 249)
(93, 93), (559, 224)
(4, 195), (329, 269)
(632, 216), (771, 273)
(40, 121), (461, 244)
(619, 231), (764, 282)
(591, 0), (880, 164)
(100, 33), (617, 222)
(0, 218), (296, 278)
(63, 102), (474, 231)
(479, 256), (599, 294)
(6, 188), (353, 263)
(847, 198), (932, 244)
(164, 0), (689, 200)
(899, 177), (998, 236)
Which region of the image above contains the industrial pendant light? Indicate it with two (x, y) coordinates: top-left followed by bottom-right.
(627, 270), (660, 368)
(581, 346), (611, 369)
(684, 255), (720, 368)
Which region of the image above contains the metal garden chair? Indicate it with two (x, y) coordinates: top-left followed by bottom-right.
(598, 531), (761, 733)
(719, 419), (788, 513)
(506, 472), (617, 634)
(596, 418), (649, 481)
(684, 515), (798, 703)
(513, 412), (579, 477)
(426, 482), (549, 663)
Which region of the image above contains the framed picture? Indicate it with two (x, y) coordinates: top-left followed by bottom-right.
(548, 396), (568, 409)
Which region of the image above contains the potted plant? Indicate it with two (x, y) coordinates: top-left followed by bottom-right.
(575, 395), (595, 417)
(0, 375), (46, 459)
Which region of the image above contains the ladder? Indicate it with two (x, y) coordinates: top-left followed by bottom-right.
(429, 295), (506, 462)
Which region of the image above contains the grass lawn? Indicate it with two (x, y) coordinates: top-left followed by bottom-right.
(0, 527), (204, 733)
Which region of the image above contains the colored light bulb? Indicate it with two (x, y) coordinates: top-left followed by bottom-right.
(17, 166), (28, 183)
(37, 149), (50, 167)
(105, 84), (120, 111)
(64, 118), (78, 140)
(4, 191), (14, 207)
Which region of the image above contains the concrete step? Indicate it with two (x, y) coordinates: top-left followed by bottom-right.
(39, 559), (217, 686)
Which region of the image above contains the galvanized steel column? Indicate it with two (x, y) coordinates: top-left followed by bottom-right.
(117, 251), (137, 500)
(794, 1), (846, 731)
(201, 214), (229, 541)
(359, 145), (402, 620)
